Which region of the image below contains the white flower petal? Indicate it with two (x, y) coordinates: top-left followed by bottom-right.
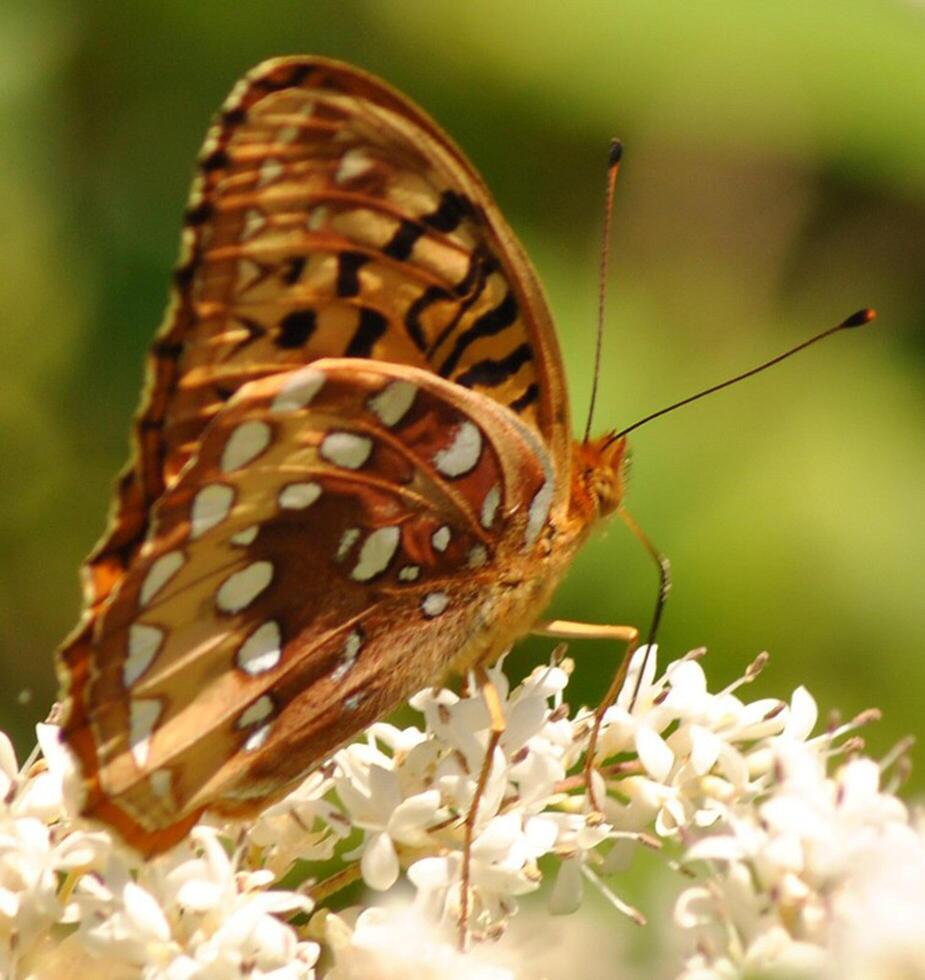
(635, 726), (674, 782)
(408, 855), (453, 891)
(471, 812), (522, 863)
(664, 659), (708, 710)
(0, 731), (17, 779)
(361, 831), (399, 891)
(838, 757), (881, 805)
(783, 686), (818, 741)
(685, 835), (747, 863)
(176, 878), (223, 911)
(689, 725), (722, 775)
(0, 888), (19, 918)
(502, 696), (547, 751)
(617, 644), (658, 708)
(123, 881), (171, 942)
(387, 790), (441, 842)
(674, 885), (715, 928)
(523, 814), (558, 857)
(548, 858), (583, 915)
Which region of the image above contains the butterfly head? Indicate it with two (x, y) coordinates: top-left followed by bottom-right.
(571, 434), (629, 523)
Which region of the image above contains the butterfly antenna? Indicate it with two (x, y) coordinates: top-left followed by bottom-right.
(610, 308), (877, 442)
(583, 138), (623, 443)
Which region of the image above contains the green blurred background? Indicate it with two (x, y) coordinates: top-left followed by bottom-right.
(1, 0), (923, 795)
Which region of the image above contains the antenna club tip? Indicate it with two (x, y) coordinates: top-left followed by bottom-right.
(608, 138), (623, 166)
(841, 307), (876, 328)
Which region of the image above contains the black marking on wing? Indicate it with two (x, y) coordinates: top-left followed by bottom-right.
(453, 250), (497, 299)
(422, 190), (476, 233)
(437, 292), (519, 379)
(173, 264), (195, 288)
(509, 383), (540, 413)
(152, 339), (184, 361)
(404, 286), (450, 353)
(428, 252), (495, 359)
(230, 317), (268, 356)
(184, 201), (214, 227)
(346, 307), (388, 357)
(200, 148), (231, 173)
(383, 220), (425, 261)
(336, 252), (369, 298)
(455, 342), (532, 389)
(282, 256), (306, 285)
(252, 62), (313, 94)
(277, 309), (317, 348)
(222, 107), (247, 127)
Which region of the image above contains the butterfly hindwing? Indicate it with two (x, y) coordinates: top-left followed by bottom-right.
(62, 359), (560, 852)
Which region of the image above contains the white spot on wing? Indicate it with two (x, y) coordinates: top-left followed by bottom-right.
(244, 723), (272, 751)
(336, 148), (374, 184)
(129, 699), (162, 768)
(216, 561), (273, 613)
(433, 421), (482, 477)
(344, 629), (363, 658)
(481, 485), (501, 529)
(344, 692), (365, 711)
(271, 367), (325, 412)
(237, 258), (263, 292)
(237, 621), (282, 675)
(307, 206), (329, 231)
(351, 527), (400, 582)
(277, 125), (300, 144)
(242, 209), (266, 239)
(231, 525), (259, 547)
(321, 432), (373, 469)
(332, 629), (363, 682)
(468, 545), (488, 569)
(125, 624), (164, 686)
(336, 527), (361, 561)
(278, 481), (322, 510)
(525, 480), (554, 548)
(257, 157), (283, 187)
(221, 420), (271, 472)
(238, 694), (274, 729)
(190, 484), (234, 539)
(431, 526), (451, 552)
(368, 380), (417, 427)
(421, 592), (449, 618)
(140, 551), (185, 606)
(219, 780), (276, 801)
(398, 565), (420, 582)
(150, 769), (172, 800)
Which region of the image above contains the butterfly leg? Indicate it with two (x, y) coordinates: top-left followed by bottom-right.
(532, 619), (639, 812)
(536, 510), (672, 810)
(459, 662), (506, 950)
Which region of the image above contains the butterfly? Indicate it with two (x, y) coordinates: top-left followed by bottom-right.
(56, 57), (632, 856)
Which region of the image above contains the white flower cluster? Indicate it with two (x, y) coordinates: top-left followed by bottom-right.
(0, 647), (919, 978)
(673, 712), (923, 979)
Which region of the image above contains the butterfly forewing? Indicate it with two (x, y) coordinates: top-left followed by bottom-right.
(78, 57), (569, 622)
(63, 359), (560, 852)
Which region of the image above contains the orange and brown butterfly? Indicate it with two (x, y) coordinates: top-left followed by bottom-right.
(56, 56), (631, 856)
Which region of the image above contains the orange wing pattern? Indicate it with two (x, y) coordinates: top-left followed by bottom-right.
(61, 360), (560, 854)
(80, 56), (569, 620)
(56, 57), (590, 855)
